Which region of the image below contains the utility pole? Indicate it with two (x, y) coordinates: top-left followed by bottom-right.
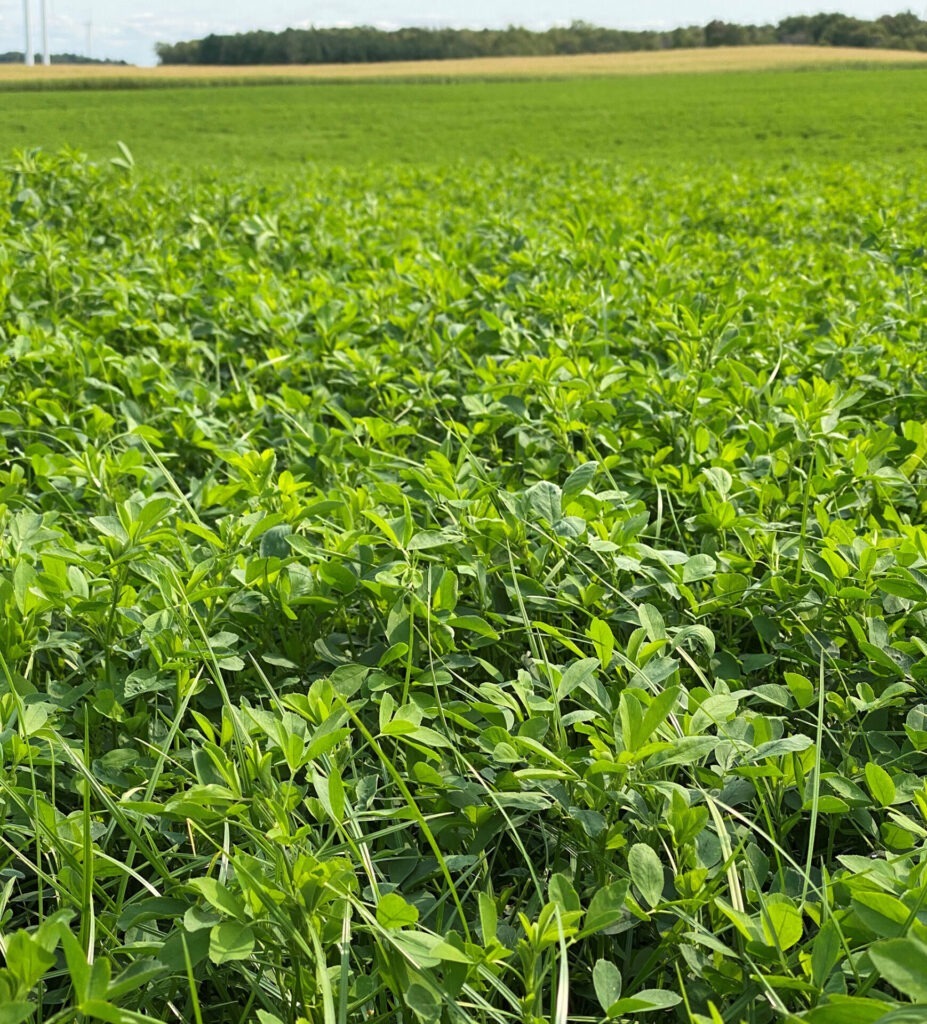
(23, 0), (34, 65)
(41, 0), (50, 64)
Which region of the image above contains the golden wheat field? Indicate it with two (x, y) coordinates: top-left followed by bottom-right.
(1, 44), (926, 86)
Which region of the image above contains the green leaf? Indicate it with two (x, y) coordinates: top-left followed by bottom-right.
(702, 467), (732, 498)
(376, 892), (419, 930)
(548, 873), (580, 913)
(432, 568), (458, 612)
(60, 930), (90, 1003)
(803, 997), (889, 1024)
(593, 960), (622, 1013)
(208, 922), (255, 965)
(876, 576), (926, 600)
(447, 615), (499, 639)
(388, 929), (448, 967)
(628, 844), (664, 908)
(905, 705), (927, 750)
(75, 1002), (154, 1024)
(405, 982), (441, 1023)
(478, 892), (497, 942)
(403, 725), (452, 749)
(526, 481), (562, 524)
(89, 516), (129, 545)
(804, 795), (850, 814)
(558, 658), (599, 700)
(259, 524), (292, 558)
(606, 989), (682, 1016)
(187, 877), (246, 919)
(682, 553), (716, 583)
(865, 762), (896, 807)
(583, 880), (629, 936)
(378, 642), (408, 668)
(811, 918), (842, 986)
(4, 930), (56, 992)
(123, 670), (174, 699)
(751, 735), (813, 760)
(869, 937), (927, 1001)
(638, 603), (666, 642)
(671, 624), (716, 656)
(11, 561), (35, 615)
(784, 672), (815, 709)
(157, 928), (210, 972)
(0, 1004), (37, 1024)
(873, 1008), (927, 1024)
(362, 510), (402, 548)
(587, 617), (615, 668)
(638, 686), (679, 744)
(644, 735), (717, 768)
(87, 959), (112, 1002)
(313, 768), (345, 824)
(760, 900), (803, 950)
(852, 890), (910, 938)
(111, 140), (135, 169)
(256, 1013), (286, 1024)
(563, 462), (597, 503)
(105, 960), (166, 1001)
(408, 529), (464, 551)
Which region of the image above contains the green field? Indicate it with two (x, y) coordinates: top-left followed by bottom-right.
(1, 67), (927, 170)
(3, 66), (927, 1024)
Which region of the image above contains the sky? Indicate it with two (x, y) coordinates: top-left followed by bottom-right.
(0, 0), (920, 66)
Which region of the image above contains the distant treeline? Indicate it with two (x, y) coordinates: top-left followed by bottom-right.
(156, 13), (927, 65)
(0, 53), (128, 65)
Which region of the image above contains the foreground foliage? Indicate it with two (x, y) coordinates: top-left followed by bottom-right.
(1, 149), (927, 1023)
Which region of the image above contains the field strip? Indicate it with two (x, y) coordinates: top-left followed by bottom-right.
(1, 44), (926, 87)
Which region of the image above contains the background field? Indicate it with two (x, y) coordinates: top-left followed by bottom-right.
(1, 64), (927, 171)
(1, 45), (926, 87)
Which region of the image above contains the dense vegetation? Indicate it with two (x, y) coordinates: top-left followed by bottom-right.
(2, 137), (927, 1022)
(155, 12), (927, 65)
